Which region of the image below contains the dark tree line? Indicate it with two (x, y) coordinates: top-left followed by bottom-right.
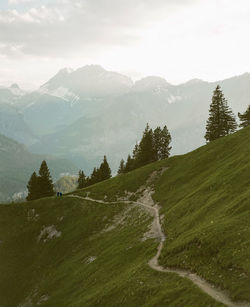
(77, 155), (112, 189)
(118, 123), (172, 174)
(205, 85), (250, 142)
(26, 160), (54, 201)
(238, 105), (250, 128)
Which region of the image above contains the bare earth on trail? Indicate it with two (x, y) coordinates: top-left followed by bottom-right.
(69, 169), (250, 307)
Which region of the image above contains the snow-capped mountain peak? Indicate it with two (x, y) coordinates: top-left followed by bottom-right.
(8, 83), (25, 96)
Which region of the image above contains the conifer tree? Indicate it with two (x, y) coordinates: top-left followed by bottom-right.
(132, 142), (139, 167)
(77, 170), (86, 189)
(152, 126), (162, 161)
(85, 176), (91, 187)
(124, 154), (134, 173)
(158, 125), (172, 159)
(238, 105), (250, 128)
(136, 123), (154, 167)
(99, 156), (112, 180)
(89, 167), (99, 185)
(205, 85), (237, 142)
(26, 172), (38, 201)
(118, 159), (125, 174)
(37, 160), (54, 198)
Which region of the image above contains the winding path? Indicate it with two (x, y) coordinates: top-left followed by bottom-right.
(68, 194), (250, 307)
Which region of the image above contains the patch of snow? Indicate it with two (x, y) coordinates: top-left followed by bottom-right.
(38, 225), (61, 243)
(9, 86), (25, 97)
(38, 85), (80, 105)
(168, 95), (182, 104)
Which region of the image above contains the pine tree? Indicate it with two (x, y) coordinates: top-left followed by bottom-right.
(136, 123), (154, 167)
(124, 154), (134, 173)
(152, 126), (162, 161)
(99, 156), (112, 180)
(77, 170), (86, 189)
(118, 159), (125, 174)
(238, 105), (250, 128)
(221, 102), (237, 135)
(26, 172), (38, 201)
(37, 160), (54, 198)
(205, 85), (237, 142)
(158, 125), (172, 159)
(89, 167), (99, 185)
(85, 176), (91, 187)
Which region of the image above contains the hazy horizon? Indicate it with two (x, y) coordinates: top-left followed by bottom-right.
(1, 64), (250, 92)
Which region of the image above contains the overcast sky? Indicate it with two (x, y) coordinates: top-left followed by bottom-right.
(0, 0), (250, 89)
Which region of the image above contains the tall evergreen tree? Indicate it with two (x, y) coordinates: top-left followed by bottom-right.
(124, 154), (134, 173)
(136, 123), (154, 167)
(152, 126), (162, 161)
(238, 105), (250, 128)
(89, 167), (99, 185)
(117, 159), (125, 174)
(158, 125), (172, 159)
(99, 156), (112, 180)
(37, 160), (54, 198)
(77, 170), (86, 189)
(205, 85), (237, 142)
(26, 172), (38, 201)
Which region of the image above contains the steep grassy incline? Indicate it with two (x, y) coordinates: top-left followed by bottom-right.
(74, 126), (250, 303)
(0, 197), (222, 307)
(153, 126), (250, 302)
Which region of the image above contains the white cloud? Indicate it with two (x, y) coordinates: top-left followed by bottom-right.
(8, 0), (34, 4)
(1, 0), (250, 88)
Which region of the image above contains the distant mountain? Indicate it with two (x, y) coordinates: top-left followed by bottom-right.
(0, 134), (77, 203)
(17, 65), (133, 134)
(1, 66), (250, 174)
(29, 71), (250, 172)
(40, 65), (133, 98)
(0, 83), (25, 105)
(133, 76), (171, 93)
(0, 102), (37, 145)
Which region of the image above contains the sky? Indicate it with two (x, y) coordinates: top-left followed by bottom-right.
(0, 0), (250, 89)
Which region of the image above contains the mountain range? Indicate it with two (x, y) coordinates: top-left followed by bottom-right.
(1, 65), (250, 174)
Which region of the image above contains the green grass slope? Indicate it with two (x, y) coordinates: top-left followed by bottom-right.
(0, 197), (222, 307)
(1, 127), (250, 306)
(154, 126), (250, 301)
(73, 126), (250, 303)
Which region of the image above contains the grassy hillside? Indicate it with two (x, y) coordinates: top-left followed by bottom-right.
(0, 197), (222, 307)
(74, 126), (250, 302)
(0, 134), (77, 202)
(154, 126), (250, 301)
(1, 127), (250, 306)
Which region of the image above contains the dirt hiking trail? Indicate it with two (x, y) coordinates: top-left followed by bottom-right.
(68, 171), (250, 307)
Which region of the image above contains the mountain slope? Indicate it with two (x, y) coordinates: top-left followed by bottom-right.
(0, 197), (223, 307)
(0, 102), (37, 145)
(73, 126), (250, 302)
(18, 65), (133, 135)
(1, 128), (250, 305)
(0, 134), (77, 202)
